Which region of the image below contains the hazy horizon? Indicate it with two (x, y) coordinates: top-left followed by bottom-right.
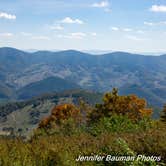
(1, 46), (166, 56)
(0, 0), (166, 52)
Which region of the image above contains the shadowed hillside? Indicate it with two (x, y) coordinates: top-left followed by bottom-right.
(1, 47), (166, 108)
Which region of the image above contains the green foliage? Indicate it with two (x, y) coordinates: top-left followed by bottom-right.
(88, 115), (154, 136)
(0, 127), (165, 166)
(89, 115), (131, 136)
(0, 89), (165, 165)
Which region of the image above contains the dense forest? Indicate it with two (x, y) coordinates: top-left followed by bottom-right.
(0, 88), (165, 166)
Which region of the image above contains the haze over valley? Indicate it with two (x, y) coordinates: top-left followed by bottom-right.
(0, 47), (166, 109)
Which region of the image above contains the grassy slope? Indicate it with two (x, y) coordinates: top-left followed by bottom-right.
(0, 90), (102, 136)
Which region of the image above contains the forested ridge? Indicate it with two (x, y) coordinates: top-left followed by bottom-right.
(1, 47), (166, 108)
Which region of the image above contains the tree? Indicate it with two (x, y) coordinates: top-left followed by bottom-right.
(89, 88), (153, 122)
(38, 104), (81, 129)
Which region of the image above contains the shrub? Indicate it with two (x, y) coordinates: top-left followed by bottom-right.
(89, 88), (153, 123)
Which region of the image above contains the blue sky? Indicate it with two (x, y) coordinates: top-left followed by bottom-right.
(0, 0), (166, 52)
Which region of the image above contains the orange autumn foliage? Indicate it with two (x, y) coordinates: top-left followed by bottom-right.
(89, 88), (153, 122)
(139, 108), (153, 117)
(38, 104), (81, 129)
(51, 104), (80, 121)
(38, 116), (53, 129)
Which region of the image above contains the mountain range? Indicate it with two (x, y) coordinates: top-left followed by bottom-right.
(0, 47), (166, 107)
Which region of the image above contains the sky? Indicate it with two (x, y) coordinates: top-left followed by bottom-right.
(0, 0), (166, 52)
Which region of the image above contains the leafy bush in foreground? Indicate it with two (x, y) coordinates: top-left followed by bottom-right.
(0, 89), (165, 166)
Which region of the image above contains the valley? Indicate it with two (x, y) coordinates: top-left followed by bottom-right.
(0, 47), (166, 108)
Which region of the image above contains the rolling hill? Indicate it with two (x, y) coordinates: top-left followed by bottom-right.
(17, 76), (80, 99)
(0, 90), (102, 136)
(0, 47), (166, 108)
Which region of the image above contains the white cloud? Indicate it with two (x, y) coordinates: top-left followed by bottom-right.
(126, 35), (147, 41)
(21, 32), (32, 36)
(144, 21), (154, 26)
(58, 32), (97, 39)
(50, 25), (64, 30)
(91, 32), (97, 36)
(69, 32), (86, 39)
(144, 21), (166, 26)
(0, 12), (16, 20)
(61, 17), (84, 24)
(111, 27), (119, 31)
(0, 33), (13, 37)
(57, 32), (86, 39)
(111, 27), (144, 34)
(57, 34), (64, 38)
(136, 30), (144, 34)
(32, 36), (50, 40)
(123, 28), (132, 32)
(92, 1), (109, 8)
(161, 21), (166, 24)
(150, 5), (166, 12)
